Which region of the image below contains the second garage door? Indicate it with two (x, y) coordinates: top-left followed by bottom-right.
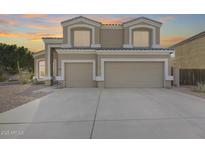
(65, 63), (96, 88)
(104, 62), (164, 88)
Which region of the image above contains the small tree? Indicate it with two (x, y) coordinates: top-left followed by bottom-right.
(0, 43), (34, 74)
(0, 43), (34, 83)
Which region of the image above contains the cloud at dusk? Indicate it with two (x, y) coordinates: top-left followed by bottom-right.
(20, 14), (49, 18)
(0, 14), (205, 52)
(0, 30), (61, 40)
(158, 16), (176, 23)
(0, 18), (18, 25)
(161, 36), (187, 47)
(95, 16), (133, 24)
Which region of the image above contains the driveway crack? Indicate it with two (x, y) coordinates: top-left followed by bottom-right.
(90, 89), (102, 139)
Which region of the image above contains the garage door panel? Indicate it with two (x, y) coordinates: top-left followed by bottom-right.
(65, 63), (96, 88)
(105, 62), (163, 88)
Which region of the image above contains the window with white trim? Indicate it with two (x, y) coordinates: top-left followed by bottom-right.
(38, 60), (45, 78)
(74, 30), (90, 47)
(133, 31), (149, 47)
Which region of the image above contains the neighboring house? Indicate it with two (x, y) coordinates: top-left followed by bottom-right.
(33, 16), (173, 88)
(171, 31), (205, 86)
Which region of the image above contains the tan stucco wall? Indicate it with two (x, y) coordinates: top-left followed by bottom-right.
(95, 27), (100, 44)
(156, 27), (160, 45)
(173, 36), (205, 69)
(63, 26), (67, 44)
(100, 29), (123, 48)
(124, 28), (129, 44)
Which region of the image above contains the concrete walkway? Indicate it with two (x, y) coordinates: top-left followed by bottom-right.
(1, 88), (205, 139)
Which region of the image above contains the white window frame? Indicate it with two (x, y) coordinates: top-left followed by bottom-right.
(67, 24), (95, 47)
(36, 59), (46, 79)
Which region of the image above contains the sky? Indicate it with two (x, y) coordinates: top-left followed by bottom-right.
(0, 14), (205, 52)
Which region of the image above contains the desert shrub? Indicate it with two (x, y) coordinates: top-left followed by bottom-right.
(19, 71), (33, 84)
(193, 82), (205, 93)
(31, 77), (44, 85)
(21, 79), (29, 84)
(32, 77), (38, 84)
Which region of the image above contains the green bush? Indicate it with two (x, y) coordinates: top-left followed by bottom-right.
(0, 74), (6, 82)
(0, 66), (6, 82)
(193, 82), (205, 93)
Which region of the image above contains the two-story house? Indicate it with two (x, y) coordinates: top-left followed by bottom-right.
(33, 16), (174, 88)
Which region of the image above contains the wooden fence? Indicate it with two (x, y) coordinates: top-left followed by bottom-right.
(180, 69), (205, 85)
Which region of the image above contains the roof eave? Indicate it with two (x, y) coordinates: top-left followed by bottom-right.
(122, 17), (162, 27)
(170, 31), (205, 48)
(61, 16), (102, 27)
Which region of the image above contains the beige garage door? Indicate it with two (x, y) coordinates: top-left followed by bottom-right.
(105, 62), (164, 88)
(65, 63), (96, 88)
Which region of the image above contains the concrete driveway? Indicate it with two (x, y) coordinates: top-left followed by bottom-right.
(1, 88), (205, 139)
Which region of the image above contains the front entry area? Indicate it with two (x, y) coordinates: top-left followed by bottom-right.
(65, 63), (96, 88)
(104, 62), (164, 88)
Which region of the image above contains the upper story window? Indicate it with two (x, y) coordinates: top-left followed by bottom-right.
(73, 30), (91, 47)
(133, 31), (149, 47)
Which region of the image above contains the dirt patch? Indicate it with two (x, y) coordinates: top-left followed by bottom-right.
(0, 83), (51, 113)
(173, 86), (205, 99)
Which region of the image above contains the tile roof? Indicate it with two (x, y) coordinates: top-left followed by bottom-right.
(102, 24), (122, 26)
